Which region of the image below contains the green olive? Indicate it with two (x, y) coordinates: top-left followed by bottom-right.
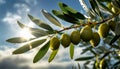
(80, 25), (93, 42)
(50, 36), (60, 50)
(98, 23), (110, 38)
(99, 59), (107, 69)
(60, 34), (71, 48)
(108, 20), (116, 31)
(90, 32), (100, 47)
(107, 3), (112, 9)
(70, 30), (80, 45)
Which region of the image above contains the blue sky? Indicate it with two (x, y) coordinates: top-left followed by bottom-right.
(0, 0), (84, 69)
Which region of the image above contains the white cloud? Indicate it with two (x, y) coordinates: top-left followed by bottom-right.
(0, 46), (78, 69)
(14, 3), (30, 15)
(2, 3), (36, 37)
(2, 3), (31, 24)
(2, 12), (21, 24)
(0, 0), (6, 4)
(25, 0), (37, 6)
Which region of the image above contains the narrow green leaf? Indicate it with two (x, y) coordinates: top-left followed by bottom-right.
(33, 41), (50, 63)
(41, 9), (62, 27)
(97, 0), (112, 2)
(84, 65), (89, 69)
(78, 63), (81, 69)
(84, 61), (90, 65)
(81, 46), (93, 54)
(28, 14), (53, 31)
(88, 9), (97, 18)
(79, 0), (89, 13)
(75, 56), (94, 61)
(89, 0), (103, 19)
(115, 23), (120, 36)
(96, 0), (114, 14)
(111, 61), (120, 69)
(13, 39), (46, 54)
(17, 21), (27, 28)
(70, 43), (74, 59)
(112, 0), (120, 9)
(90, 49), (97, 56)
(6, 37), (33, 43)
(30, 28), (48, 37)
(111, 45), (120, 49)
(17, 21), (48, 37)
(58, 2), (85, 19)
(79, 0), (97, 19)
(52, 10), (78, 24)
(100, 52), (111, 60)
(48, 48), (59, 62)
(110, 35), (120, 45)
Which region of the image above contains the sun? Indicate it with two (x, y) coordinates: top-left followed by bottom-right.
(19, 28), (35, 40)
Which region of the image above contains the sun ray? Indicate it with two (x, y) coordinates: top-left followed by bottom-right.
(19, 28), (35, 40)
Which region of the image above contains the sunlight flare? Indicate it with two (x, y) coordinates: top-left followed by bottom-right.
(19, 28), (34, 40)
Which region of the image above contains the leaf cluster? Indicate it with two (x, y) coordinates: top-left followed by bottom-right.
(6, 0), (120, 68)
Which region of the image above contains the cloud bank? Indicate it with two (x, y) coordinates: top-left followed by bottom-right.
(0, 46), (77, 69)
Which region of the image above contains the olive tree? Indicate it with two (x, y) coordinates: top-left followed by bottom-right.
(6, 0), (120, 69)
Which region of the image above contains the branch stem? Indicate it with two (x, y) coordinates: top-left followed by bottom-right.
(57, 15), (114, 33)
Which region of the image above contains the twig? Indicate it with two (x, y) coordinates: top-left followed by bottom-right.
(57, 15), (114, 33)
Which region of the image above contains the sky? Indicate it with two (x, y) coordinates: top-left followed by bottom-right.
(0, 0), (85, 69)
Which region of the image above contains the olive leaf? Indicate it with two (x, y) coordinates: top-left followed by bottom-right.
(96, 0), (113, 14)
(84, 61), (90, 65)
(17, 21), (27, 28)
(33, 40), (50, 63)
(41, 9), (62, 27)
(110, 22), (120, 45)
(13, 39), (46, 54)
(110, 35), (120, 45)
(77, 63), (81, 69)
(111, 61), (120, 69)
(81, 46), (93, 54)
(52, 10), (79, 24)
(28, 14), (53, 31)
(79, 0), (97, 19)
(6, 37), (32, 43)
(48, 48), (59, 62)
(30, 28), (48, 37)
(100, 52), (111, 60)
(58, 2), (85, 20)
(89, 0), (103, 19)
(17, 21), (48, 37)
(69, 43), (74, 59)
(97, 0), (112, 2)
(112, 0), (120, 9)
(115, 22), (120, 36)
(75, 56), (95, 61)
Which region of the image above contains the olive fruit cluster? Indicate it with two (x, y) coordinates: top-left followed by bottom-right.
(50, 25), (102, 50)
(49, 30), (81, 50)
(80, 25), (101, 47)
(50, 20), (117, 50)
